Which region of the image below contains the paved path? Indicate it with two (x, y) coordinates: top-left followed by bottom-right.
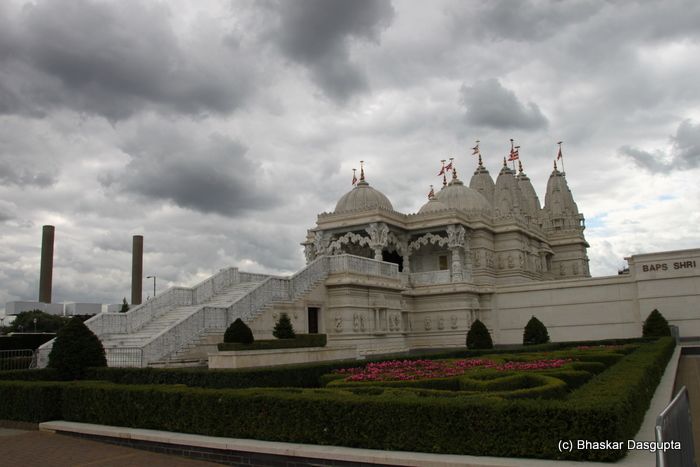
(0, 428), (223, 467)
(674, 354), (700, 453)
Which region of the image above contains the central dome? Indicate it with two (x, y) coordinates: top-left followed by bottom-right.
(435, 178), (491, 212)
(334, 180), (394, 213)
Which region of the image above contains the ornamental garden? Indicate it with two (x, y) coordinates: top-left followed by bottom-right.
(0, 310), (676, 462)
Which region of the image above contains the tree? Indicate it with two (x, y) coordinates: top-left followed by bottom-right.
(120, 298), (129, 313)
(643, 309), (671, 337)
(273, 313), (296, 339)
(523, 316), (550, 345)
(48, 317), (106, 379)
(466, 319), (493, 350)
(224, 318), (254, 344)
(8, 310), (69, 333)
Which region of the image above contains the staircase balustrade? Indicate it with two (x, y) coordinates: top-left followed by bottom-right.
(42, 256), (399, 367)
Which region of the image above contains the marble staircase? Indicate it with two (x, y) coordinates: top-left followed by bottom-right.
(100, 281), (263, 352)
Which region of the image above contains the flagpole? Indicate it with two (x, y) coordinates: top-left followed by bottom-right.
(558, 141), (565, 174)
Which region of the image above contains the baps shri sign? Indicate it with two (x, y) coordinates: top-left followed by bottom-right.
(641, 260), (697, 272)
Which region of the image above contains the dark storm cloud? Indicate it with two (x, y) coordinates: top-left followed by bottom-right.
(620, 119), (700, 173)
(271, 0), (394, 102)
(103, 129), (278, 216)
(0, 0), (251, 120)
(452, 0), (602, 42)
(460, 78), (548, 130)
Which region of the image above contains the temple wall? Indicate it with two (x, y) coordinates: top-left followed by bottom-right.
(492, 248), (700, 344)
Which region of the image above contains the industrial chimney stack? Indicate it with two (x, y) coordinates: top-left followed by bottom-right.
(39, 225), (55, 303)
(131, 235), (143, 305)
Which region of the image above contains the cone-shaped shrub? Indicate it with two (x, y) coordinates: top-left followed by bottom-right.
(643, 309), (671, 337)
(224, 318), (254, 344)
(466, 319), (493, 349)
(48, 317), (106, 379)
(523, 316), (550, 345)
(273, 313), (296, 339)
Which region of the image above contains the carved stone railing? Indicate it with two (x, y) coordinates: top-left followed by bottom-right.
(410, 270), (452, 286)
(143, 256), (333, 364)
(329, 255), (399, 278)
(83, 267), (239, 337)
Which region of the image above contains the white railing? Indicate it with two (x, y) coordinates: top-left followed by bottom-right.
(83, 267), (239, 337)
(143, 257), (332, 364)
(410, 270), (452, 286)
(329, 255), (399, 278)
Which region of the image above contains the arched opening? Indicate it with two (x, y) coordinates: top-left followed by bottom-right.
(382, 250), (403, 272)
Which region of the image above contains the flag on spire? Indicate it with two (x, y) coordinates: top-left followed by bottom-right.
(557, 141), (563, 160)
(437, 160), (446, 176)
(508, 138), (519, 161)
(444, 158), (453, 172)
(352, 168), (357, 185)
(472, 140), (480, 156)
(508, 146), (520, 162)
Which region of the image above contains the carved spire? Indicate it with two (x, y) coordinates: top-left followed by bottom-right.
(360, 160), (365, 181)
(450, 157), (457, 180)
(518, 160), (523, 174)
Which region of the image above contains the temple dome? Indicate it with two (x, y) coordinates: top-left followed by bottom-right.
(334, 180), (394, 213)
(418, 196), (449, 214)
(469, 162), (495, 205)
(435, 177), (491, 212)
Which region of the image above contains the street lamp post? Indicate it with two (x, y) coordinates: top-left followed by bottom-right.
(33, 318), (37, 333)
(146, 275), (156, 299)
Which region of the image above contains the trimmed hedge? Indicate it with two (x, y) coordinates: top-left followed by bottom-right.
(84, 358), (364, 389)
(223, 318), (254, 344)
(523, 316), (550, 345)
(218, 334), (327, 351)
(48, 318), (106, 379)
(643, 309), (671, 337)
(0, 368), (59, 381)
(0, 338), (675, 462)
(0, 380), (64, 422)
(466, 319), (493, 350)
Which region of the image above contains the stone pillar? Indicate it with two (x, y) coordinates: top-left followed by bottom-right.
(447, 224), (466, 283)
(366, 222), (389, 262)
(131, 235), (143, 305)
(402, 254), (410, 273)
(451, 247), (463, 282)
(39, 225), (54, 303)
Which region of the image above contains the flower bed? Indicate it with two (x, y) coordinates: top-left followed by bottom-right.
(333, 357), (572, 382)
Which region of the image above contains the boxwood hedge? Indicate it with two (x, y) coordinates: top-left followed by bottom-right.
(0, 337), (675, 462)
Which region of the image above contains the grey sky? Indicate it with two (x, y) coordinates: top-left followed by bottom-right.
(1, 0), (700, 312)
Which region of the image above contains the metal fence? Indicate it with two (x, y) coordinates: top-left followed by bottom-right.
(106, 347), (144, 368)
(656, 386), (696, 467)
(0, 349), (35, 370)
